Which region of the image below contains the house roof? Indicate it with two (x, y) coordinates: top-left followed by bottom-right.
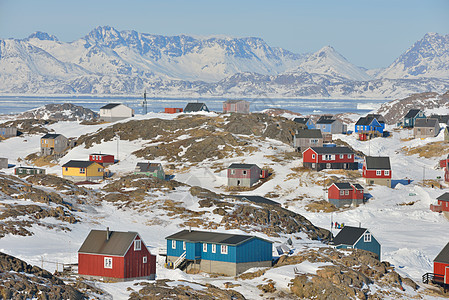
(352, 183), (364, 190)
(308, 147), (354, 155)
(233, 195), (280, 206)
(166, 229), (272, 246)
(294, 129), (322, 139)
(332, 226), (367, 246)
(355, 116), (379, 126)
(184, 103), (208, 112)
(414, 118), (439, 128)
(41, 133), (62, 139)
(78, 229), (138, 256)
(100, 103), (122, 110)
(316, 118), (337, 124)
(293, 117), (310, 125)
(365, 156), (391, 170)
(62, 160), (99, 168)
(332, 182), (353, 190)
(404, 109), (422, 118)
(434, 242), (449, 264)
(228, 163), (258, 169)
(224, 100), (248, 104)
(437, 192), (449, 202)
(430, 115), (449, 124)
(135, 162), (162, 173)
(366, 114), (385, 123)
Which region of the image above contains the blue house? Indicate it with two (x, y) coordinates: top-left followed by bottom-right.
(331, 226), (381, 259)
(315, 116), (346, 134)
(403, 109), (425, 128)
(293, 117), (315, 129)
(355, 116), (385, 136)
(166, 229), (273, 276)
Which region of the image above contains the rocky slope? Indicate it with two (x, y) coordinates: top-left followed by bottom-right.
(18, 103), (99, 121)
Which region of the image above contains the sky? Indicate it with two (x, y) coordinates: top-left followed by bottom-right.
(0, 0), (448, 69)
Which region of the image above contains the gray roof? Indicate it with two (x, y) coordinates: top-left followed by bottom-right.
(224, 100), (248, 104)
(166, 229), (272, 246)
(414, 118), (439, 128)
(366, 114), (385, 123)
(434, 242), (449, 264)
(135, 162), (162, 173)
(62, 160), (98, 168)
(430, 115), (449, 124)
(233, 195), (280, 206)
(41, 133), (62, 139)
(293, 117), (310, 125)
(78, 229), (139, 256)
(352, 183), (364, 190)
(184, 102), (209, 112)
(437, 192), (449, 202)
(332, 183), (353, 190)
(309, 147), (354, 154)
(316, 118), (337, 124)
(228, 163), (258, 169)
(100, 103), (122, 110)
(365, 156), (391, 170)
(355, 116), (378, 126)
(295, 129), (322, 139)
(332, 226), (367, 246)
(404, 109), (422, 118)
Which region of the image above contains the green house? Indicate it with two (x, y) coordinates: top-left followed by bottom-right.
(15, 167), (46, 175)
(134, 162), (165, 180)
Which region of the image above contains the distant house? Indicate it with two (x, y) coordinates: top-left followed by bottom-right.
(363, 156), (392, 188)
(15, 166), (45, 175)
(355, 116), (384, 137)
(232, 195), (280, 207)
(446, 163), (449, 183)
(165, 229), (272, 276)
(293, 117), (315, 129)
(328, 183), (364, 208)
(100, 103), (134, 122)
(78, 228), (156, 281)
(184, 103), (209, 113)
(164, 108), (183, 114)
(134, 162), (165, 180)
(62, 160), (104, 182)
(315, 116), (346, 134)
(430, 114), (449, 126)
(227, 163), (263, 187)
(402, 109), (425, 128)
(431, 242), (449, 286)
(0, 158), (8, 169)
(89, 153), (115, 166)
(223, 100), (250, 114)
(293, 129), (323, 151)
(40, 133), (69, 157)
(302, 147), (357, 171)
(431, 192), (449, 213)
(0, 127), (17, 139)
(445, 127), (449, 143)
(331, 226), (381, 260)
(414, 118), (440, 138)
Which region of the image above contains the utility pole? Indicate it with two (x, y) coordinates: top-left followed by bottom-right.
(116, 133), (119, 162)
(142, 90), (147, 115)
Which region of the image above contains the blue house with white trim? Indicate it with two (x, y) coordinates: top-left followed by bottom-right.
(293, 117), (315, 129)
(166, 229), (273, 276)
(316, 116), (346, 134)
(331, 226), (381, 260)
(355, 116), (385, 135)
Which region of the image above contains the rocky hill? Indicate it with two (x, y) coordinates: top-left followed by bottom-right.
(18, 103), (99, 121)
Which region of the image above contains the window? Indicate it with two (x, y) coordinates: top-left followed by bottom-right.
(340, 154), (344, 159)
(312, 154), (316, 159)
(243, 170), (247, 175)
(340, 190), (344, 195)
(203, 243), (207, 252)
(312, 163), (316, 168)
(376, 170), (381, 176)
(134, 240), (141, 251)
(326, 163), (331, 169)
(345, 190), (349, 195)
(143, 256), (147, 263)
(172, 240), (176, 249)
(231, 169), (235, 175)
(183, 241), (186, 250)
(65, 167), (68, 172)
(221, 245), (228, 254)
(80, 168), (85, 174)
(364, 233), (372, 242)
(212, 244), (216, 253)
(104, 257), (113, 269)
(348, 154), (352, 159)
(384, 170), (390, 176)
(98, 168), (103, 172)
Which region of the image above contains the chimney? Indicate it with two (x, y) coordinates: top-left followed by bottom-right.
(359, 222), (361, 228)
(106, 227), (110, 240)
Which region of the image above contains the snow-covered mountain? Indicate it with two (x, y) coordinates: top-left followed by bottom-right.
(378, 32), (449, 79)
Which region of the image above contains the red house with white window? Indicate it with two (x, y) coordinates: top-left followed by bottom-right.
(302, 147), (358, 171)
(89, 153), (115, 166)
(363, 156), (392, 188)
(431, 192), (449, 213)
(328, 182), (364, 208)
(423, 242), (449, 288)
(78, 228), (156, 281)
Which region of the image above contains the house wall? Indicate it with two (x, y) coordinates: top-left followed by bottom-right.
(363, 167), (392, 179)
(403, 112), (426, 128)
(329, 198), (363, 208)
(100, 105), (134, 120)
(328, 185), (364, 208)
(365, 177), (391, 188)
(434, 262), (449, 283)
(306, 120), (315, 129)
(123, 237), (156, 279)
(15, 168), (45, 175)
(0, 127), (17, 138)
(227, 166), (261, 187)
(41, 135), (68, 156)
(236, 238), (272, 263)
(414, 124), (439, 138)
(437, 200), (449, 212)
(78, 253), (125, 278)
(0, 158), (8, 169)
(165, 108), (183, 113)
(354, 235), (381, 259)
(293, 137), (323, 149)
(89, 155), (114, 164)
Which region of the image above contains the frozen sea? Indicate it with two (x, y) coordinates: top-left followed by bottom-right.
(0, 96), (388, 115)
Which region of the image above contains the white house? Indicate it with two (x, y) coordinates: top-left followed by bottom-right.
(100, 103), (134, 122)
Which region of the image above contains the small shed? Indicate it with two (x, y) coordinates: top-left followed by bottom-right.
(227, 163), (262, 187)
(100, 103), (134, 122)
(414, 118), (440, 138)
(184, 103), (209, 113)
(0, 158), (8, 169)
(165, 108), (183, 114)
(15, 167), (45, 175)
(134, 162), (165, 180)
(89, 153), (115, 166)
(331, 226), (381, 259)
(0, 127), (17, 139)
(223, 100), (250, 114)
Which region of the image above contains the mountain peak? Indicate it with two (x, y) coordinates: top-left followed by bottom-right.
(27, 31), (58, 41)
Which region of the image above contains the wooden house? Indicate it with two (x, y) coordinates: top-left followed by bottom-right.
(100, 103), (134, 122)
(293, 117), (315, 129)
(315, 116), (346, 134)
(414, 118), (440, 138)
(134, 162), (165, 180)
(0, 127), (17, 139)
(165, 229), (272, 276)
(363, 156), (392, 188)
(355, 116), (384, 138)
(0, 158), (7, 169)
(227, 163), (262, 187)
(40, 133), (68, 157)
(62, 160), (104, 182)
(293, 129), (323, 151)
(164, 108), (183, 114)
(15, 166), (45, 175)
(184, 103), (209, 113)
(331, 226), (381, 259)
(402, 109), (425, 128)
(328, 183), (364, 208)
(302, 147), (357, 171)
(89, 153), (115, 166)
(78, 228), (156, 281)
(431, 192), (449, 213)
(423, 242), (449, 288)
(223, 100), (250, 114)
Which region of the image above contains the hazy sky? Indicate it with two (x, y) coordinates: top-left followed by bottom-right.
(0, 0), (448, 69)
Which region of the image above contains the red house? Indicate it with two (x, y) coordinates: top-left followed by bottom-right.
(165, 108), (183, 114)
(328, 182), (364, 208)
(302, 147), (358, 171)
(78, 228), (156, 281)
(363, 156), (392, 188)
(424, 242), (449, 288)
(89, 153), (115, 166)
(227, 163), (264, 188)
(431, 192), (449, 213)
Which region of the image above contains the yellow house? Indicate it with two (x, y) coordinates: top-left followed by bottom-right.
(62, 160), (104, 182)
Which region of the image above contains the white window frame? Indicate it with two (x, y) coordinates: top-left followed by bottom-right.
(172, 240), (176, 249)
(212, 244), (216, 253)
(183, 241), (186, 250)
(80, 168), (85, 174)
(376, 170), (381, 176)
(340, 154), (344, 159)
(143, 256), (147, 263)
(348, 154), (352, 159)
(242, 170), (247, 175)
(134, 240), (141, 251)
(221, 245), (228, 254)
(104, 257), (113, 269)
(364, 233), (372, 242)
(345, 190), (349, 195)
(203, 243), (207, 252)
(340, 190), (344, 195)
(312, 154), (316, 159)
(384, 170), (390, 176)
(231, 169), (235, 175)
